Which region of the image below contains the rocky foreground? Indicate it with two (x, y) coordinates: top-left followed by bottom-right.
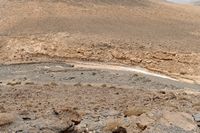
(0, 84), (200, 133)
(0, 62), (199, 133)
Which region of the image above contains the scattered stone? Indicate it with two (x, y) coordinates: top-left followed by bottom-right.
(160, 111), (197, 131)
(124, 107), (148, 117)
(0, 113), (16, 126)
(137, 113), (155, 127)
(136, 123), (147, 131)
(22, 117), (32, 121)
(25, 82), (34, 85)
(0, 105), (6, 112)
(64, 77), (76, 80)
(130, 57), (142, 64)
(87, 84), (92, 87)
(180, 71), (187, 75)
(54, 107), (82, 126)
(110, 86), (117, 89)
(193, 113), (200, 122)
(92, 72), (96, 76)
(145, 60), (152, 64)
(112, 127), (127, 133)
(101, 84), (107, 88)
(26, 107), (82, 132)
(50, 82), (58, 86)
(74, 83), (82, 86)
(144, 124), (195, 133)
(19, 110), (36, 121)
(104, 119), (122, 132)
(158, 91), (166, 95)
(7, 81), (21, 86)
(102, 110), (121, 117)
(133, 74), (138, 77)
(31, 116), (73, 133)
(59, 124), (77, 133)
(114, 92), (119, 95)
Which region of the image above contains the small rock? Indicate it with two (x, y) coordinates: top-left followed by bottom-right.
(136, 123), (147, 131)
(144, 124), (194, 133)
(59, 124), (77, 133)
(54, 107), (82, 125)
(160, 111), (197, 131)
(20, 111), (36, 121)
(137, 113), (154, 127)
(103, 110), (121, 117)
(31, 107), (82, 132)
(101, 84), (107, 88)
(112, 127), (127, 133)
(92, 72), (96, 76)
(25, 82), (34, 85)
(130, 57), (142, 64)
(193, 113), (200, 122)
(124, 107), (148, 117)
(0, 113), (16, 126)
(7, 81), (21, 86)
(180, 71), (187, 75)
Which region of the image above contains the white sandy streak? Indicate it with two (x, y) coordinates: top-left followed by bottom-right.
(72, 62), (177, 81)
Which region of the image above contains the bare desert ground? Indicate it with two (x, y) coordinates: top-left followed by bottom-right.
(1, 0), (200, 82)
(0, 0), (200, 133)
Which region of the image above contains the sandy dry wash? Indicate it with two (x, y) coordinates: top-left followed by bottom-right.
(0, 0), (200, 133)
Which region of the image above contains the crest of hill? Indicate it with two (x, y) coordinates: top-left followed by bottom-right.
(8, 0), (151, 6)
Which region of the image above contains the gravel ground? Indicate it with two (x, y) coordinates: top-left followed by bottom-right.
(0, 61), (199, 90)
(0, 62), (199, 132)
(0, 84), (200, 132)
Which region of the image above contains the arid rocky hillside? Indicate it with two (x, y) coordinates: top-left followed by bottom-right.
(0, 1), (200, 132)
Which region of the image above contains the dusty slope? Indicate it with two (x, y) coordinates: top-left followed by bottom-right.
(1, 0), (200, 82)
